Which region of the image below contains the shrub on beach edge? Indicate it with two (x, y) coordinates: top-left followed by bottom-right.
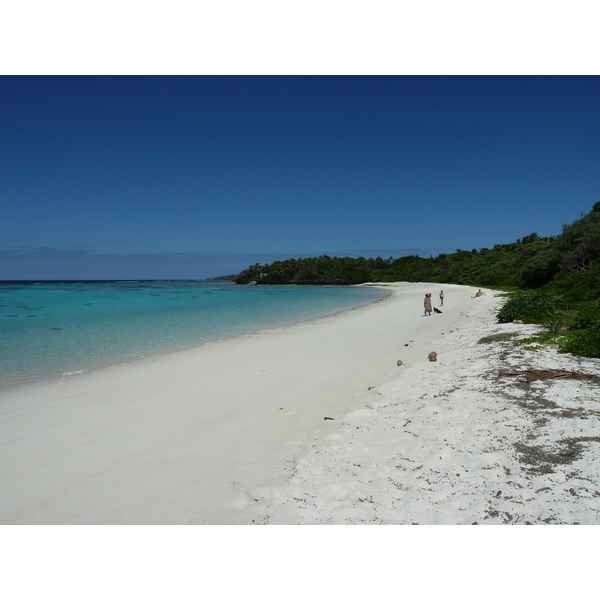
(559, 324), (600, 358)
(497, 293), (561, 324)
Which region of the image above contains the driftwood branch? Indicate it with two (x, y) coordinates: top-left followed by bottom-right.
(499, 369), (598, 383)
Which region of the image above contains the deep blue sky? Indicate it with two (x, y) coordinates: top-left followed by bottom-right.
(1, 75), (599, 279)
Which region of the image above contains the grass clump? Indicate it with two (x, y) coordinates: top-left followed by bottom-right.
(514, 331), (562, 351)
(497, 293), (561, 324)
(478, 332), (518, 344)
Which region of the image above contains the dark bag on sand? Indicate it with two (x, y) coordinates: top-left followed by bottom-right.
(434, 307), (442, 314)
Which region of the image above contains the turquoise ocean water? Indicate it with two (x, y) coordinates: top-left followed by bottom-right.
(0, 281), (387, 389)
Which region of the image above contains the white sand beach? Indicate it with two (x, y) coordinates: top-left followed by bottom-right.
(1, 282), (599, 525)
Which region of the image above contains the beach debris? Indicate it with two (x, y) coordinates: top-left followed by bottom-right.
(324, 417), (335, 421)
(428, 351), (437, 362)
(358, 496), (374, 504)
(434, 307), (442, 314)
(397, 360), (403, 366)
(403, 419), (411, 427)
(559, 445), (576, 456)
(495, 490), (502, 497)
(404, 343), (409, 346)
(368, 386), (375, 390)
(535, 487), (552, 493)
(500, 369), (598, 384)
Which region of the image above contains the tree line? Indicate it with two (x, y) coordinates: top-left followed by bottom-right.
(234, 202), (600, 298)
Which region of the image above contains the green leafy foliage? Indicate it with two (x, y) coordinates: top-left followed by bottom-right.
(497, 293), (561, 324)
(568, 299), (600, 329)
(545, 313), (568, 334)
(559, 325), (600, 358)
(554, 209), (600, 278)
(540, 260), (600, 304)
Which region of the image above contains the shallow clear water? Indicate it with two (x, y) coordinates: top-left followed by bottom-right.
(0, 281), (387, 388)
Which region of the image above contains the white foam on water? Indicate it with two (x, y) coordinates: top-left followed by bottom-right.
(62, 370), (88, 377)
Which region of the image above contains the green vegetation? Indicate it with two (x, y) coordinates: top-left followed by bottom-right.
(514, 331), (563, 350)
(205, 274), (238, 281)
(234, 202), (600, 358)
(560, 325), (600, 358)
(496, 293), (561, 324)
(478, 332), (519, 344)
(568, 299), (600, 330)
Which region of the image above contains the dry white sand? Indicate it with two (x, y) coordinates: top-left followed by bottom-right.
(1, 282), (599, 525)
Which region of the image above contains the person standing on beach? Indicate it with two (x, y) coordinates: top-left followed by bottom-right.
(424, 293), (432, 316)
(439, 290), (444, 306)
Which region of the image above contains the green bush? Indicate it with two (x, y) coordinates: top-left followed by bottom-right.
(519, 247), (559, 287)
(497, 293), (561, 324)
(541, 261), (600, 304)
(559, 324), (600, 358)
(568, 299), (600, 329)
(545, 313), (568, 334)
